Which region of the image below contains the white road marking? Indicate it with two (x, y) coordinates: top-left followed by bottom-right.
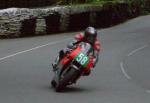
(0, 38), (71, 61)
(146, 90), (150, 94)
(127, 45), (148, 57)
(120, 62), (131, 80)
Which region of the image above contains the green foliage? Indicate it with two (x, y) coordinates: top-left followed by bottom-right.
(58, 0), (150, 15)
(58, 0), (120, 5)
(125, 0), (150, 15)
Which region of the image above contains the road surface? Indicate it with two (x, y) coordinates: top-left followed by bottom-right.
(0, 15), (150, 103)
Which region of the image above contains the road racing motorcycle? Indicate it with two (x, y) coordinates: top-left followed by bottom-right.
(51, 42), (94, 92)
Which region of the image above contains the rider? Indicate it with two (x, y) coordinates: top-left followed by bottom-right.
(52, 26), (101, 75)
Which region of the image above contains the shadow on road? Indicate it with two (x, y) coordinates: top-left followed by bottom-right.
(59, 86), (91, 93)
(41, 85), (94, 93)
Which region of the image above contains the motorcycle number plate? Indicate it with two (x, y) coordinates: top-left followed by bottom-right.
(75, 52), (89, 67)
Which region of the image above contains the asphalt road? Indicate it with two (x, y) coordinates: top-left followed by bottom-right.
(0, 15), (150, 103)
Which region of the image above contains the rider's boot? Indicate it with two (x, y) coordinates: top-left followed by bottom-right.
(52, 50), (65, 71)
(52, 56), (59, 71)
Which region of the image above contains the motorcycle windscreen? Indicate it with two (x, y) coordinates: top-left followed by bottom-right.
(80, 42), (92, 54)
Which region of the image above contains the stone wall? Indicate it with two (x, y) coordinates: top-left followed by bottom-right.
(0, 1), (150, 38)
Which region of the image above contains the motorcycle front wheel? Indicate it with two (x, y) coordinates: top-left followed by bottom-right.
(55, 67), (79, 92)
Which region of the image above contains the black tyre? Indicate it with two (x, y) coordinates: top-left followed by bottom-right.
(51, 79), (56, 88)
(55, 68), (79, 92)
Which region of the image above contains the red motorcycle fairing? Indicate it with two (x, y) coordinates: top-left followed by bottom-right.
(59, 45), (94, 74)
